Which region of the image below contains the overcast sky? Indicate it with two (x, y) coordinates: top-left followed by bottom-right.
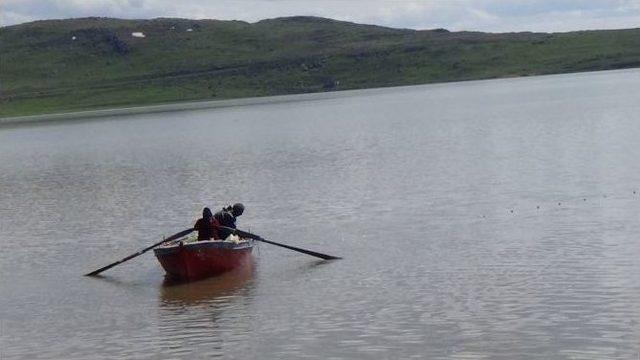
(2, 0), (639, 32)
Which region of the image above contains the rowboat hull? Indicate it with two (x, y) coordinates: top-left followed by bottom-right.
(154, 239), (255, 280)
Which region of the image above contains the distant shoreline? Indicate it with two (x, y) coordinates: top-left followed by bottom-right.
(4, 17), (639, 121)
(0, 91), (341, 125)
(1, 67), (637, 126)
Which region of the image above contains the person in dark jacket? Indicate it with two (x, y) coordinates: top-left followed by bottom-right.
(213, 203), (244, 239)
(194, 207), (218, 240)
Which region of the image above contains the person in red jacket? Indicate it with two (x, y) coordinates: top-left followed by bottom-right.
(194, 207), (219, 240)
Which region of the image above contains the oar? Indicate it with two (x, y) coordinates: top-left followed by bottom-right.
(220, 226), (341, 260)
(85, 228), (194, 276)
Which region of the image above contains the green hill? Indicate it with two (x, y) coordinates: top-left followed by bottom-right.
(1, 16), (639, 117)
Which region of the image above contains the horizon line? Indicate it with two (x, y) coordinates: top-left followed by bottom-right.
(2, 15), (639, 35)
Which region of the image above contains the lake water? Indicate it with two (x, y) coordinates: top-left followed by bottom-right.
(2, 69), (640, 359)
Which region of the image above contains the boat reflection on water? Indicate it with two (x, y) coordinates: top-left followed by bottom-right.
(159, 257), (256, 306)
(156, 259), (257, 356)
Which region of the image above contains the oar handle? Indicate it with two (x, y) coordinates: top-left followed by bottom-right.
(220, 226), (341, 260)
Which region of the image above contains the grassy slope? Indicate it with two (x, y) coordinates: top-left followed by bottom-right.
(1, 16), (639, 117)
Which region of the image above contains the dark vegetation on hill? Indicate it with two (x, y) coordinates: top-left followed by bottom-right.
(1, 16), (639, 117)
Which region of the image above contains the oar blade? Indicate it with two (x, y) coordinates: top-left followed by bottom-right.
(258, 236), (341, 260)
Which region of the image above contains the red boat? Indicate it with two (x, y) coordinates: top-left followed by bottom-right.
(154, 236), (255, 280)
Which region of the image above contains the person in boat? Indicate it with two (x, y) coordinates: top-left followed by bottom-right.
(194, 207), (219, 240)
(213, 203), (244, 239)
